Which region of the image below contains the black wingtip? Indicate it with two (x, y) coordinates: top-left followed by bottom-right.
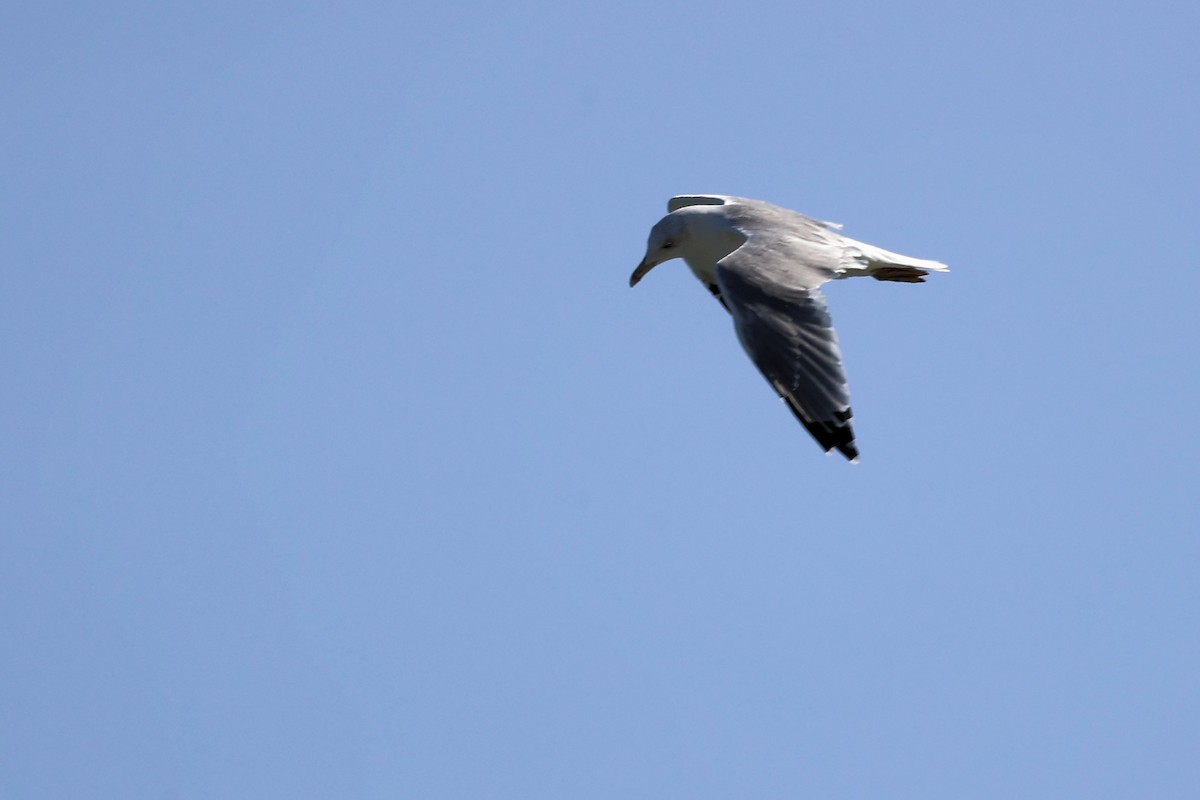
(805, 420), (858, 461)
(786, 401), (858, 461)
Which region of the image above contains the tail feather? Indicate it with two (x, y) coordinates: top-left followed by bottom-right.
(840, 238), (949, 280)
(872, 265), (933, 283)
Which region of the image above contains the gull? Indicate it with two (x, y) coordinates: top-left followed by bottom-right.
(630, 195), (947, 461)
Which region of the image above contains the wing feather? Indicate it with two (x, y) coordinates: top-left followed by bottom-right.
(715, 240), (858, 460)
(667, 195), (729, 212)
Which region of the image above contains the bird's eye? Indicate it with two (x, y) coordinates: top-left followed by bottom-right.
(662, 239), (675, 249)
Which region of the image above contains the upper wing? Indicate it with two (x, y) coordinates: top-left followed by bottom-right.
(672, 195), (846, 235)
(667, 195), (729, 212)
(715, 240), (858, 460)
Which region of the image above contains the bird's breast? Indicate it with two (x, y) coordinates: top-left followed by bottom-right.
(683, 256), (718, 287)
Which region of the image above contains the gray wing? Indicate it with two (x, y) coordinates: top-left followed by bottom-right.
(715, 241), (857, 460)
(668, 195), (729, 212)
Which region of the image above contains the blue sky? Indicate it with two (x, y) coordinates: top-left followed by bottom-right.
(3, 1), (1199, 797)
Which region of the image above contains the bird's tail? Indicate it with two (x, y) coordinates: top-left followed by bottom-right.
(839, 239), (949, 283)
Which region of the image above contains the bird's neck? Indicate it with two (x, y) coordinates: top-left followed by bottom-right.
(681, 215), (744, 284)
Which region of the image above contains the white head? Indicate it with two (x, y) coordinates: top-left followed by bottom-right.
(629, 214), (689, 287)
(629, 207), (744, 288)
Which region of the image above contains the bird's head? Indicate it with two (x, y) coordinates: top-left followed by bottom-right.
(629, 214), (689, 287)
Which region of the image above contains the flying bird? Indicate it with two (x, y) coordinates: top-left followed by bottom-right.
(630, 195), (948, 461)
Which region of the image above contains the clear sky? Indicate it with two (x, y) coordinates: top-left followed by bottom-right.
(4, 1), (1199, 797)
